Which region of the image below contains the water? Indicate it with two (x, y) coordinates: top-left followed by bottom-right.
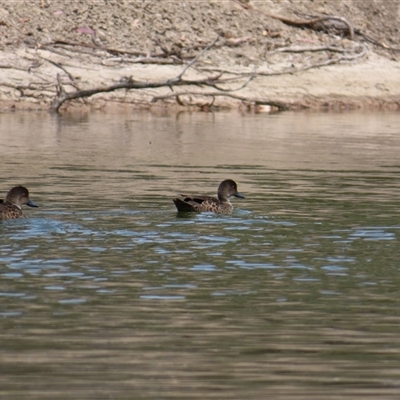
(0, 110), (400, 399)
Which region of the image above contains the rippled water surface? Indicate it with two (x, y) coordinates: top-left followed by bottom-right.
(1, 110), (400, 399)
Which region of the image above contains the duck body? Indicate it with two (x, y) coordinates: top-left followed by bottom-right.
(0, 186), (39, 220)
(173, 179), (244, 215)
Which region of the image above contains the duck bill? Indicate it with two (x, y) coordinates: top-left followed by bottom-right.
(27, 200), (39, 208)
(234, 192), (245, 199)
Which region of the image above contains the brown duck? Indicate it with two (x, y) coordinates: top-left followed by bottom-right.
(0, 186), (39, 220)
(173, 179), (245, 214)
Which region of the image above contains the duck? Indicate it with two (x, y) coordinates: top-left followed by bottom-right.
(0, 186), (39, 220)
(173, 179), (245, 214)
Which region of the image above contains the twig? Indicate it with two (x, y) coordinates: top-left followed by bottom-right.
(42, 40), (148, 57)
(196, 66), (253, 76)
(176, 33), (222, 80)
(103, 57), (182, 65)
(356, 30), (400, 52)
(213, 74), (255, 92)
(40, 57), (75, 81)
(271, 45), (358, 54)
(339, 43), (367, 60)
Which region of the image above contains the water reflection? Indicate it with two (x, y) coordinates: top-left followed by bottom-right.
(1, 111), (400, 399)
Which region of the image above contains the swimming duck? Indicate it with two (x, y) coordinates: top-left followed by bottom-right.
(173, 179), (245, 214)
(0, 186), (39, 220)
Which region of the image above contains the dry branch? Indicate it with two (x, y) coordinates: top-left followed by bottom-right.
(233, 0), (354, 40)
(151, 91), (289, 111)
(49, 34), (257, 113)
(102, 57), (181, 65)
(270, 45), (359, 54)
(50, 71), (257, 113)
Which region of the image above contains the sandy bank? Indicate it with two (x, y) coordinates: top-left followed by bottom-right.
(0, 0), (399, 112)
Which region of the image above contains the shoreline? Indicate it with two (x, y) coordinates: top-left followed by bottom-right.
(1, 48), (399, 113)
